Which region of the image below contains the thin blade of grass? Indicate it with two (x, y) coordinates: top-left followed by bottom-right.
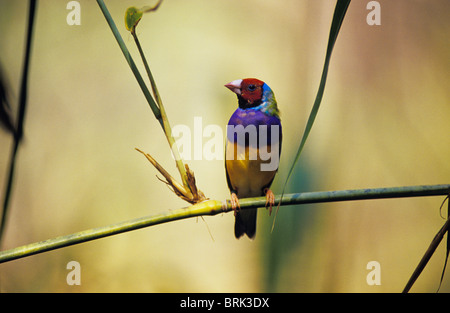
(437, 195), (450, 292)
(0, 67), (17, 137)
(402, 208), (450, 293)
(273, 0), (351, 230)
(96, 0), (161, 122)
(0, 0), (38, 245)
(284, 0), (350, 184)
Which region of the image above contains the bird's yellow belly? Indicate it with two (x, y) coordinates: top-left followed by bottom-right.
(225, 140), (277, 197)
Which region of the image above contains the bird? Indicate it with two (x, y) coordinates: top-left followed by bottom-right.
(224, 78), (282, 239)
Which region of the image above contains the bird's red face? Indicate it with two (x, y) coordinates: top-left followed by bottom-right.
(225, 78), (264, 105)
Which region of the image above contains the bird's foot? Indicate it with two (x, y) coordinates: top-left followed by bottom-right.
(230, 193), (240, 216)
(264, 188), (275, 216)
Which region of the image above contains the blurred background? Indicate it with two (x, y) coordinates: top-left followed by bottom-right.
(0, 0), (449, 292)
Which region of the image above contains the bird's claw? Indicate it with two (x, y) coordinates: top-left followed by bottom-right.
(264, 189), (275, 216)
(230, 193), (240, 216)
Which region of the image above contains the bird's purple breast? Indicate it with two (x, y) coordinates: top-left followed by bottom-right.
(227, 108), (282, 148)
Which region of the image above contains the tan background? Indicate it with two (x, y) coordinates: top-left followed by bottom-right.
(0, 0), (449, 292)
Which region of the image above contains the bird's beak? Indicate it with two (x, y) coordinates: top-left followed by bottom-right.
(225, 79), (243, 95)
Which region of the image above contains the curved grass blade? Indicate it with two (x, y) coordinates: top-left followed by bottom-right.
(273, 0), (351, 230)
(285, 0), (350, 183)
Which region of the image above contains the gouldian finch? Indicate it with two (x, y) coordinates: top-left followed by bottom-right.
(225, 78), (282, 239)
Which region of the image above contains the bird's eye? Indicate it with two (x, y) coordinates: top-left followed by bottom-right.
(247, 84), (256, 91)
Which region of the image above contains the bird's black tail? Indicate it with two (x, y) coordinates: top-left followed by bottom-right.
(234, 208), (257, 239)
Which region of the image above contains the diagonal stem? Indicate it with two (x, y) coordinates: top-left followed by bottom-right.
(98, 0), (192, 195)
(96, 0), (161, 120)
(0, 0), (38, 246)
(402, 218), (450, 293)
(131, 32), (191, 193)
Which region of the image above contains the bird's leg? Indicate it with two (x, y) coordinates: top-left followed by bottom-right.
(264, 188), (275, 216)
(230, 192), (240, 216)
